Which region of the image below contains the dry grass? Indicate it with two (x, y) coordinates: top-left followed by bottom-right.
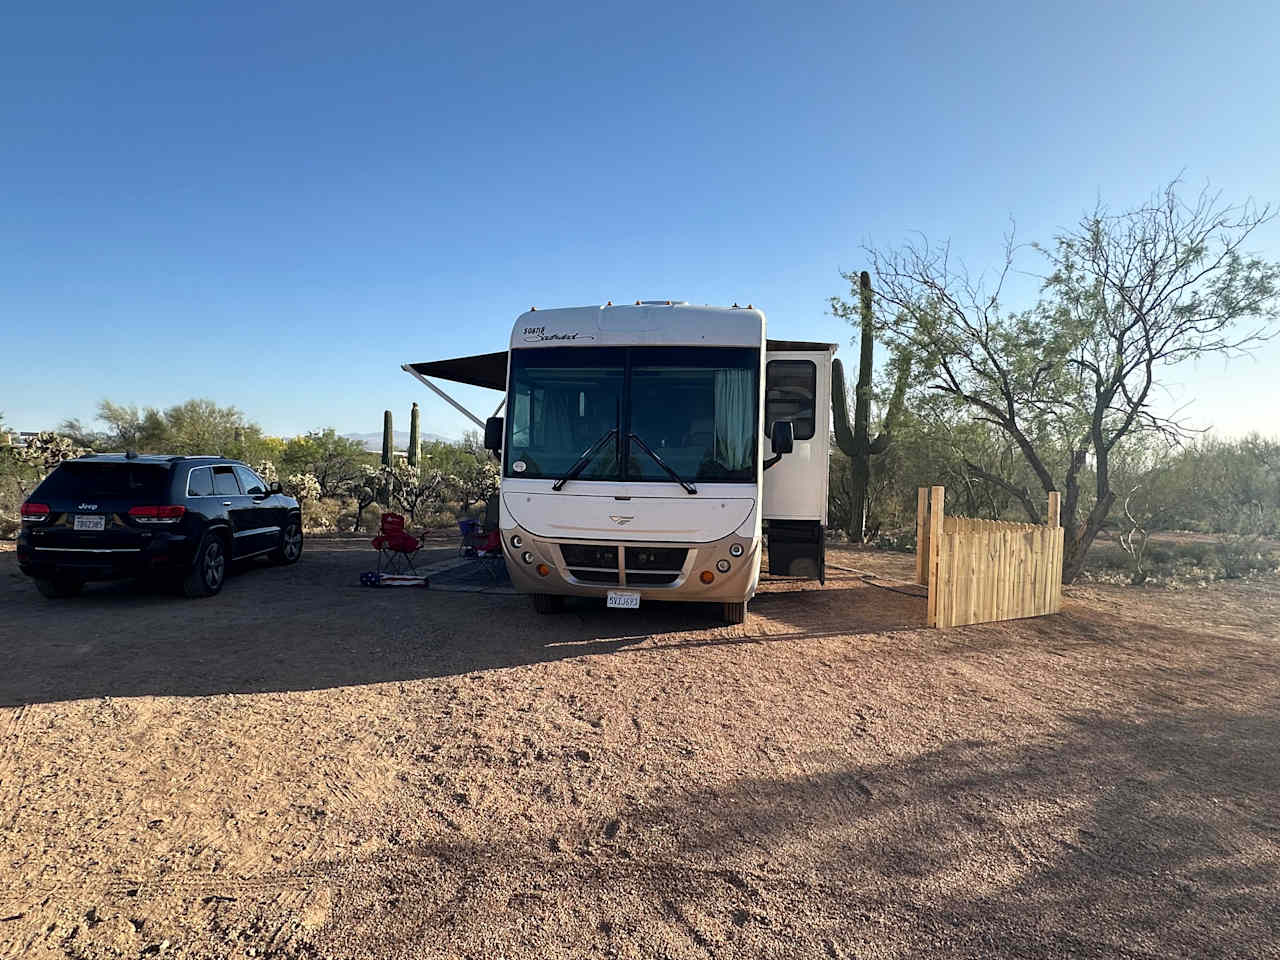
(0, 542), (1277, 959)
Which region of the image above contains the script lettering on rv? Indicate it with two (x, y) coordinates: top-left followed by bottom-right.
(522, 326), (597, 343)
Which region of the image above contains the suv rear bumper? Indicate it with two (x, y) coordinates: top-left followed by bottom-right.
(16, 532), (196, 582)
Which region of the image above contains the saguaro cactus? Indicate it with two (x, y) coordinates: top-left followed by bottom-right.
(407, 402), (421, 467)
(832, 271), (910, 541)
(381, 410), (394, 467)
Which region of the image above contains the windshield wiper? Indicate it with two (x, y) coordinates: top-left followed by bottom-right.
(628, 433), (698, 495)
(552, 428), (618, 491)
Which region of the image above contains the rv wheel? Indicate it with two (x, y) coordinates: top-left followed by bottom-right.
(721, 601), (747, 625)
(530, 593), (565, 614)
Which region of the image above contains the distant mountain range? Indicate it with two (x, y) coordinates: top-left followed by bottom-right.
(344, 430), (453, 452)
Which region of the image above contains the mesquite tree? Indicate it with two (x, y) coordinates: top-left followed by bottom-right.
(867, 181), (1280, 583)
(829, 271), (910, 540)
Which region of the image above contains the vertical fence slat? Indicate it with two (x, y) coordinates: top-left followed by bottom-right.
(927, 486), (945, 627)
(916, 487), (929, 586)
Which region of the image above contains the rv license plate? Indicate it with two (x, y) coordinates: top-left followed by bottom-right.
(606, 590), (640, 610)
(74, 515), (105, 531)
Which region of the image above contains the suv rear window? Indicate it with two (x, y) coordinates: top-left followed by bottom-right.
(186, 467), (215, 497)
(35, 462), (171, 501)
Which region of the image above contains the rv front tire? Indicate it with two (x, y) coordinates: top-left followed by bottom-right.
(530, 593), (565, 614)
(721, 601), (747, 625)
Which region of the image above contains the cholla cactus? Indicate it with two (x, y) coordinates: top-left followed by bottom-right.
(256, 460), (279, 485)
(15, 432), (87, 473)
(452, 457), (500, 513)
(284, 472), (322, 503)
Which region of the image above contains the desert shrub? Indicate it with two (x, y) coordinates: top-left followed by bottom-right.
(1217, 541), (1279, 580)
(300, 496), (341, 533)
(1178, 541), (1213, 566)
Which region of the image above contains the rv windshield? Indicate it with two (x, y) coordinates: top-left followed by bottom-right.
(505, 346), (759, 484)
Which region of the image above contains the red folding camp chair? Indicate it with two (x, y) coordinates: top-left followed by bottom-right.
(372, 512), (425, 573)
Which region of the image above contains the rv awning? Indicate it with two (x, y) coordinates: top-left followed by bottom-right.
(405, 340), (836, 392)
(403, 352), (509, 391)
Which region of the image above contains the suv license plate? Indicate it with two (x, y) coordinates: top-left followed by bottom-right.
(606, 590), (640, 610)
(74, 515), (106, 532)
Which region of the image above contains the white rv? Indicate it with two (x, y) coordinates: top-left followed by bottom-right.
(405, 301), (835, 624)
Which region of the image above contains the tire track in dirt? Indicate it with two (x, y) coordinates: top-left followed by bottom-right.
(0, 704), (32, 832)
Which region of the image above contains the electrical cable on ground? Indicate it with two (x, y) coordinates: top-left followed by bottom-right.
(826, 562), (930, 598)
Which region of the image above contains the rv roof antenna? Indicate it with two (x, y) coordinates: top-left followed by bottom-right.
(606, 300), (612, 306)
(530, 306), (536, 311)
(732, 302), (740, 308)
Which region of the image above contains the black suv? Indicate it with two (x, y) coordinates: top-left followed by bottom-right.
(17, 454), (303, 599)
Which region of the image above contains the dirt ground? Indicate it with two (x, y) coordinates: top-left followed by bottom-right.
(0, 539), (1278, 960)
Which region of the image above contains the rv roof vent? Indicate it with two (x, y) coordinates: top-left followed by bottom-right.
(637, 299), (686, 306)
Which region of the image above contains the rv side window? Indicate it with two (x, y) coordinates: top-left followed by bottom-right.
(765, 360), (816, 441)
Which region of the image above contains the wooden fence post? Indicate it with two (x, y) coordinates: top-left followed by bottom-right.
(926, 485), (945, 627)
(915, 487), (929, 585)
(1047, 491), (1061, 612)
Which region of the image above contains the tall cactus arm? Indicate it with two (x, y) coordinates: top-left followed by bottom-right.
(867, 351), (912, 454)
(381, 410), (394, 467)
(832, 357), (860, 457)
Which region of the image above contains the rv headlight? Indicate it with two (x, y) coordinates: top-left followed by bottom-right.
(521, 551), (535, 565)
(510, 534), (523, 549)
(729, 542), (744, 557)
(716, 559), (731, 573)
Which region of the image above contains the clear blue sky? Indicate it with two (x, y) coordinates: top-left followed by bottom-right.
(3, 0), (1278, 441)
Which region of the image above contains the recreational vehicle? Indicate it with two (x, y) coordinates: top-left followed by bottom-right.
(405, 301), (834, 624)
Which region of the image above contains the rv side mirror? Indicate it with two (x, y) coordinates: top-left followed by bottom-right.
(771, 419), (795, 456)
(484, 416), (504, 453)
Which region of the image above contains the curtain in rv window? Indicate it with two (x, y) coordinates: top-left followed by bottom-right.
(713, 368), (754, 472)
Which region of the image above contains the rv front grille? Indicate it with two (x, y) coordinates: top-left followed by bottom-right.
(623, 547), (688, 571)
(568, 568), (621, 585)
(623, 546), (688, 586)
(559, 544), (621, 585)
(625, 571), (680, 586)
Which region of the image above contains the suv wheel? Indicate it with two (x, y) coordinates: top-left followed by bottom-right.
(35, 576), (84, 599)
(183, 532), (227, 598)
(270, 519), (303, 564)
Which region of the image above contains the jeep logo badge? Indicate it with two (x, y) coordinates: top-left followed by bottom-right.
(78, 503), (98, 510)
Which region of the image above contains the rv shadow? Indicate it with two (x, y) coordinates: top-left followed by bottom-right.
(0, 543), (920, 705)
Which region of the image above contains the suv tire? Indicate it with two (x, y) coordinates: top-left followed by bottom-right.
(183, 531), (227, 598)
(721, 601), (747, 625)
(35, 576), (84, 599)
(270, 518), (304, 565)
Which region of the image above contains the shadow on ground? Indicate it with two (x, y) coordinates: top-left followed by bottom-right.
(296, 701), (1280, 959)
(0, 542), (924, 705)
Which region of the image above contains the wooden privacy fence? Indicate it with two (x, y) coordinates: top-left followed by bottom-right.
(915, 486), (1064, 628)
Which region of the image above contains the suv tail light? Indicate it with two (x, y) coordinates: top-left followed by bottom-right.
(128, 505), (186, 524)
(20, 502), (50, 522)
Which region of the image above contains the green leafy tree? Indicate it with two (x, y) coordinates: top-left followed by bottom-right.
(279, 429), (370, 498)
(867, 181), (1280, 583)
